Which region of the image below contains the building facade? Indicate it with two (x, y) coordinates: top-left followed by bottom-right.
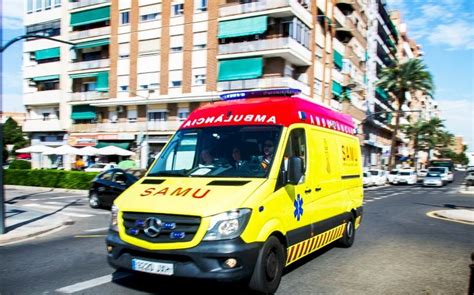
(23, 0), (427, 169)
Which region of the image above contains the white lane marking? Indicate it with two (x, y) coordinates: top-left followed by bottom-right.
(84, 227), (109, 233)
(56, 273), (130, 294)
(365, 199), (374, 202)
(373, 197), (382, 200)
(61, 212), (93, 218)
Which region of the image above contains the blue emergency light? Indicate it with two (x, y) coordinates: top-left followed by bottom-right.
(220, 88), (301, 101)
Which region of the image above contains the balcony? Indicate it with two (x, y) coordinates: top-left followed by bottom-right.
(69, 26), (110, 41)
(69, 91), (109, 102)
(23, 119), (63, 132)
(69, 59), (110, 71)
(335, 0), (354, 14)
(218, 76), (310, 96)
(219, 0), (312, 27)
(69, 0), (110, 10)
(218, 37), (311, 66)
(24, 62), (61, 79)
(24, 90), (62, 106)
(70, 120), (182, 133)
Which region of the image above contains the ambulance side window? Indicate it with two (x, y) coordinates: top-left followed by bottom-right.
(277, 128), (306, 188)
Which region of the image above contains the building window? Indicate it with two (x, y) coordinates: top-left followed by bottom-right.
(148, 111), (168, 121)
(26, 20), (61, 37)
(44, 0), (52, 9)
(178, 109), (189, 121)
(121, 11), (130, 25)
(194, 74), (206, 85)
(36, 0), (42, 11)
(54, 0), (60, 7)
(170, 46), (182, 53)
(141, 13), (160, 22)
(172, 4), (184, 16)
(193, 44), (206, 50)
(171, 80), (182, 87)
(195, 0), (207, 11)
(119, 85), (128, 91)
(27, 0), (33, 13)
(42, 113), (50, 121)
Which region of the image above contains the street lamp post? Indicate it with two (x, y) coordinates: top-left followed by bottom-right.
(0, 34), (76, 234)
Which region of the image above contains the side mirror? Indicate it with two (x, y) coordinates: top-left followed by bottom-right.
(287, 156), (304, 185)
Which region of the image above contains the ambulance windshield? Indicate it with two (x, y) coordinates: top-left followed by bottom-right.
(148, 125), (282, 178)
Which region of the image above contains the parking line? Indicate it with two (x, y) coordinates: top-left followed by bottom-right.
(56, 273), (130, 294)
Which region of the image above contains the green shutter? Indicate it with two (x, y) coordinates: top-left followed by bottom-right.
(35, 47), (60, 60)
(332, 81), (343, 96)
(70, 6), (110, 27)
(376, 87), (389, 100)
(95, 142), (130, 149)
(333, 50), (343, 69)
(96, 71), (109, 92)
(74, 39), (109, 49)
(71, 105), (97, 120)
(218, 16), (268, 39)
(32, 75), (60, 82)
(70, 72), (100, 79)
(218, 57), (263, 81)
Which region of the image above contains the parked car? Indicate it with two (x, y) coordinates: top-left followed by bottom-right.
(387, 169), (399, 184)
(84, 163), (117, 172)
(423, 172), (444, 187)
(363, 172), (374, 187)
(417, 169), (428, 178)
(427, 167), (452, 183)
(88, 168), (138, 208)
(465, 172), (474, 186)
(466, 166), (474, 173)
(392, 169), (417, 185)
(369, 169), (388, 186)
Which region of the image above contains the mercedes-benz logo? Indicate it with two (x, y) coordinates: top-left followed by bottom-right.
(144, 217), (162, 238)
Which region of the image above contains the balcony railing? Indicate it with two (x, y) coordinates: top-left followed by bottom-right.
(69, 91), (109, 102)
(69, 26), (110, 41)
(70, 120), (183, 133)
(219, 0), (311, 24)
(23, 119), (63, 132)
(69, 0), (110, 9)
(219, 37), (311, 63)
(218, 76), (310, 96)
(24, 90), (62, 105)
(69, 59), (110, 71)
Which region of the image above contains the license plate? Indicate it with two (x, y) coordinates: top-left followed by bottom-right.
(132, 258), (174, 275)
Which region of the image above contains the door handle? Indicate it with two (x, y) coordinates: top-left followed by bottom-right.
(305, 189), (312, 194)
(315, 187), (322, 192)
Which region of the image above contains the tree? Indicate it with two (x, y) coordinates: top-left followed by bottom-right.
(2, 117), (28, 152)
(377, 59), (434, 169)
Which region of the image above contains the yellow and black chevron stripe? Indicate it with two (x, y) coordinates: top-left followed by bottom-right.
(285, 224), (346, 266)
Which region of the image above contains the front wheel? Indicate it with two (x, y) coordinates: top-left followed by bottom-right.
(89, 192), (101, 209)
(338, 217), (355, 248)
(248, 236), (285, 294)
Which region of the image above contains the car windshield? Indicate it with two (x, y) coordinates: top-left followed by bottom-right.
(399, 172), (411, 176)
(390, 170), (398, 175)
(427, 173), (440, 177)
(429, 168), (446, 173)
(148, 125), (282, 178)
(369, 171), (379, 176)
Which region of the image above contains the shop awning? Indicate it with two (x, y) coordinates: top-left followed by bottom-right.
(218, 57), (263, 81)
(333, 50), (343, 69)
(332, 80), (343, 96)
(32, 75), (60, 82)
(218, 16), (268, 39)
(73, 39), (109, 50)
(35, 47), (60, 60)
(95, 141), (130, 149)
(96, 71), (109, 92)
(70, 6), (110, 27)
(71, 105), (97, 120)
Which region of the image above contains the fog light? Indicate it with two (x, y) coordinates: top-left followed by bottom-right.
(223, 258), (238, 269)
(107, 245), (113, 253)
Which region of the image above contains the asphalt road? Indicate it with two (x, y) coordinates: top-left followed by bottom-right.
(0, 175), (472, 295)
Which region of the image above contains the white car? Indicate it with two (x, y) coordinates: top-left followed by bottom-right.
(387, 169), (399, 184)
(84, 163), (117, 172)
(369, 169), (388, 186)
(392, 170), (417, 185)
(427, 167), (453, 183)
(423, 172), (444, 187)
(363, 172), (374, 187)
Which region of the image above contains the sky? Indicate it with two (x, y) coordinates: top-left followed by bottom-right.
(1, 0), (473, 150)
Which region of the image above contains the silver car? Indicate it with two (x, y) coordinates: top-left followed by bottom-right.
(423, 172), (443, 187)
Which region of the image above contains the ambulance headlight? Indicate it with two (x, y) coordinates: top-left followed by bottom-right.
(203, 209), (251, 241)
(110, 205), (119, 232)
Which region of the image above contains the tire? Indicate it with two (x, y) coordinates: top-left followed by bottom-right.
(338, 216), (355, 248)
(248, 236), (285, 294)
(89, 192), (101, 209)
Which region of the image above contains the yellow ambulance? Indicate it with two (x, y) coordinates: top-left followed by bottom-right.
(106, 89), (364, 293)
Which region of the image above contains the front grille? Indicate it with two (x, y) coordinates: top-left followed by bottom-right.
(122, 212), (201, 243)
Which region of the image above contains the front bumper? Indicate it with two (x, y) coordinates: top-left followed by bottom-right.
(106, 231), (262, 281)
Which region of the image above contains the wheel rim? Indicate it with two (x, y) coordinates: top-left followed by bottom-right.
(89, 195), (98, 207)
(265, 248), (278, 281)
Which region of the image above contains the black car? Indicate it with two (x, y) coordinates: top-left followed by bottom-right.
(89, 168), (139, 209)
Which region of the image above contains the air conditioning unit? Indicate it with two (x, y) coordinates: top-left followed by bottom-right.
(117, 106), (125, 113)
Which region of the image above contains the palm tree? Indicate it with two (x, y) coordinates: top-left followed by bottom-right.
(377, 59), (434, 169)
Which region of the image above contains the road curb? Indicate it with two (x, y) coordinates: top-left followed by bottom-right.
(427, 210), (474, 225)
(5, 185), (88, 195)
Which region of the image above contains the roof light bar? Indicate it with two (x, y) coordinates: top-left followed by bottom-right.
(220, 88), (301, 101)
